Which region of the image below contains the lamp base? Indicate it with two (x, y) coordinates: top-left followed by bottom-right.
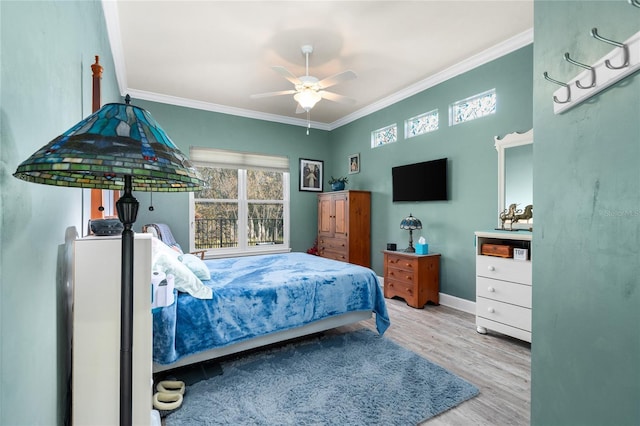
(404, 247), (416, 253)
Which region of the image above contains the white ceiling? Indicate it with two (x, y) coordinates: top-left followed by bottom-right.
(103, 1), (533, 130)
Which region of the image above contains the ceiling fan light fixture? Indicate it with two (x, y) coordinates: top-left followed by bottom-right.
(294, 89), (322, 111)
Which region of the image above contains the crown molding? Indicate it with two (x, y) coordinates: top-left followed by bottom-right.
(102, 0), (532, 132)
(124, 89), (331, 131)
(329, 28), (533, 130)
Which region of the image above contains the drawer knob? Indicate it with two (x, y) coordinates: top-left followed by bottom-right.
(488, 286), (495, 292)
(488, 265), (495, 271)
(487, 307), (495, 313)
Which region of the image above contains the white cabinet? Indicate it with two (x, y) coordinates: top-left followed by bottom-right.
(475, 231), (532, 343)
(73, 233), (152, 426)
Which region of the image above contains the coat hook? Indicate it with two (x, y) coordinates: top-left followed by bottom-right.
(629, 0), (640, 8)
(543, 72), (571, 104)
(564, 53), (596, 89)
(590, 28), (630, 69)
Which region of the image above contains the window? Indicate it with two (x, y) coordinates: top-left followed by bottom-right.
(371, 124), (398, 148)
(189, 148), (290, 256)
(449, 88), (496, 126)
(404, 109), (439, 139)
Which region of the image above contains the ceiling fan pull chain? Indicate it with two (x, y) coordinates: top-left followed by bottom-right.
(307, 111), (311, 135)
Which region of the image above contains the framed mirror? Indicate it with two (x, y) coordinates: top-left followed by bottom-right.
(494, 129), (533, 230)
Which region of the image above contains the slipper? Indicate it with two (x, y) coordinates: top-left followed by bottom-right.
(156, 380), (185, 395)
(153, 391), (183, 411)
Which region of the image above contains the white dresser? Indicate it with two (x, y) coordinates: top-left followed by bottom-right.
(72, 233), (152, 425)
(475, 230), (532, 343)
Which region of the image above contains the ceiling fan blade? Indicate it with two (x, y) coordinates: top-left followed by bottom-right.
(317, 70), (357, 89)
(272, 66), (302, 85)
(250, 89), (297, 99)
(319, 90), (356, 105)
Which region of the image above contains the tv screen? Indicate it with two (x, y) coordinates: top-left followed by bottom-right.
(392, 158), (448, 202)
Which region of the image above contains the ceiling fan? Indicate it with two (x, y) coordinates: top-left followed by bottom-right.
(250, 45), (357, 114)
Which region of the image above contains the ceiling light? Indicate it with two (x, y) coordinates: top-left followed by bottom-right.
(294, 89), (322, 111)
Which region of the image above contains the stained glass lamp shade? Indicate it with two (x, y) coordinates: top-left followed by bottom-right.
(13, 97), (202, 191)
(400, 213), (422, 253)
(13, 96), (203, 426)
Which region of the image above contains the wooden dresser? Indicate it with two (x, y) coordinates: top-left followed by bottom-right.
(383, 250), (440, 308)
(317, 190), (371, 267)
(475, 230), (532, 342)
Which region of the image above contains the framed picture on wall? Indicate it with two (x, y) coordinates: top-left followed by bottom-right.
(299, 158), (324, 192)
(348, 153), (360, 174)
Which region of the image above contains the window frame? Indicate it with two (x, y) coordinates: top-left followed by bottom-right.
(189, 148), (290, 258)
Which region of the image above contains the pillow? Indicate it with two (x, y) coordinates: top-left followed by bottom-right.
(151, 237), (212, 300)
(179, 253), (211, 281)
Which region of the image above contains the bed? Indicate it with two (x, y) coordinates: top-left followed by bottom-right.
(152, 251), (390, 372)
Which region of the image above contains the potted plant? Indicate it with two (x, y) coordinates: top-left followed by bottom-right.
(328, 176), (348, 191)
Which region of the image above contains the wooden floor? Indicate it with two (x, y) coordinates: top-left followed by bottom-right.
(332, 297), (531, 425)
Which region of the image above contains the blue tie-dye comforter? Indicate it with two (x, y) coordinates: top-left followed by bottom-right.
(153, 252), (390, 365)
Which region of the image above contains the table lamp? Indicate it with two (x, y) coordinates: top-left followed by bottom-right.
(400, 213), (422, 253)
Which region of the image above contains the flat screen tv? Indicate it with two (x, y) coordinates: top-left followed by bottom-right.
(392, 158), (448, 202)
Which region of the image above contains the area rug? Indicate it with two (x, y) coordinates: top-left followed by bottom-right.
(164, 329), (479, 425)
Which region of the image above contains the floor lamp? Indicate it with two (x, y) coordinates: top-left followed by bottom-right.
(13, 95), (203, 426)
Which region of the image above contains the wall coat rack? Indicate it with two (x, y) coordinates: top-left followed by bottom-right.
(544, 5), (640, 115)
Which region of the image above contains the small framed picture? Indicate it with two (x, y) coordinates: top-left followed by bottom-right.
(513, 248), (528, 261)
(299, 158), (324, 192)
(348, 153), (360, 174)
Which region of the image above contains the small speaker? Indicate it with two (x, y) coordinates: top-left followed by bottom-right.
(386, 243), (397, 251)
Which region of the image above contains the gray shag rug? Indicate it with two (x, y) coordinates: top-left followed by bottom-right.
(164, 329), (479, 425)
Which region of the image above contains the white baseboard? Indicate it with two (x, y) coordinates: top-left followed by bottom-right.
(438, 293), (476, 314)
(377, 276), (476, 315)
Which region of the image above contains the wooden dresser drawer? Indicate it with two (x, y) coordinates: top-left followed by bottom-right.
(318, 237), (348, 252)
(384, 277), (416, 301)
(476, 297), (531, 332)
(476, 277), (531, 308)
(386, 266), (415, 285)
(476, 255), (531, 285)
(385, 253), (419, 272)
(318, 249), (347, 262)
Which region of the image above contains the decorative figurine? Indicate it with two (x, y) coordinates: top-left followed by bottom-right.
(498, 203), (533, 231)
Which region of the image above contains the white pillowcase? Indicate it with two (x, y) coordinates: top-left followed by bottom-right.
(179, 253), (211, 281)
(151, 237), (212, 300)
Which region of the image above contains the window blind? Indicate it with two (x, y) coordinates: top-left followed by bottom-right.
(190, 147), (289, 172)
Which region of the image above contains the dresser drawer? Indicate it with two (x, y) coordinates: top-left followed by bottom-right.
(318, 237), (348, 253)
(385, 253), (419, 272)
(386, 266), (415, 285)
(319, 249), (347, 262)
(476, 277), (531, 308)
(476, 255), (531, 285)
(384, 277), (416, 300)
(476, 297), (531, 332)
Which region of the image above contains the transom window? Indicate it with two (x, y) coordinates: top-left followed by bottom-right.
(405, 109), (439, 138)
(189, 148), (290, 256)
(371, 124), (398, 148)
(449, 88), (496, 126)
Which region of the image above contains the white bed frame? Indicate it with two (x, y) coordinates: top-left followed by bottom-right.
(153, 311), (371, 372)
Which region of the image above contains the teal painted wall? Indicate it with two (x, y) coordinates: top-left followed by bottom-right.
(328, 46), (533, 299)
(0, 1), (120, 424)
(531, 1), (640, 425)
(130, 99), (331, 253)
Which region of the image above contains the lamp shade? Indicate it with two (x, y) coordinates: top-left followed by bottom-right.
(400, 213), (422, 230)
(13, 99), (203, 192)
(294, 89), (322, 111)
